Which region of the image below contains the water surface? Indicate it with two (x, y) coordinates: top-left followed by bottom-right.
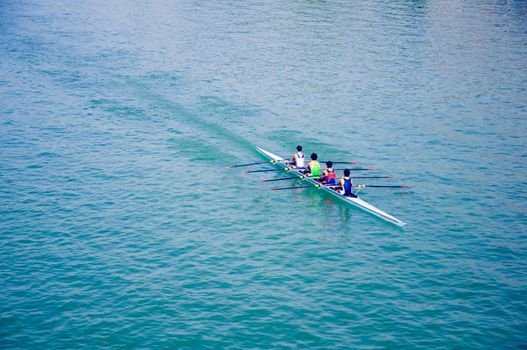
(1, 0), (526, 348)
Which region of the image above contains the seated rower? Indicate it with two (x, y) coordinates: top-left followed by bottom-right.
(306, 153), (321, 177)
(320, 161), (337, 184)
(291, 145), (305, 169)
(336, 169), (357, 198)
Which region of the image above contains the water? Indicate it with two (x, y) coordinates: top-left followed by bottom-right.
(1, 0), (526, 348)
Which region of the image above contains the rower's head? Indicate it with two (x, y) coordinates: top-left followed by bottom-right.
(344, 169), (350, 176)
(311, 153), (318, 160)
(326, 161), (333, 168)
(296, 145), (302, 152)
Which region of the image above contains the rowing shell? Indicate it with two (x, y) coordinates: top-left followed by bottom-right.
(256, 147), (407, 227)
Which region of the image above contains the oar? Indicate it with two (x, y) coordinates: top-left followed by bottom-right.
(246, 167), (374, 174)
(320, 161), (358, 164)
(261, 175), (390, 182)
(351, 176), (393, 179)
(228, 161), (270, 168)
(334, 167), (375, 171)
(261, 177), (299, 182)
(271, 185), (312, 191)
(244, 169), (284, 173)
(326, 184), (409, 189)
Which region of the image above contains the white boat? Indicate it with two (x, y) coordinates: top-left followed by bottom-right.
(256, 146), (407, 227)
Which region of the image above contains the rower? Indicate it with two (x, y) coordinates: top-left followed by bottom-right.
(321, 161), (337, 184)
(306, 153), (321, 177)
(338, 169), (357, 198)
(291, 145), (305, 169)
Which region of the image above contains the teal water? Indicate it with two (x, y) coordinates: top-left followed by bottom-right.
(1, 0), (526, 348)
